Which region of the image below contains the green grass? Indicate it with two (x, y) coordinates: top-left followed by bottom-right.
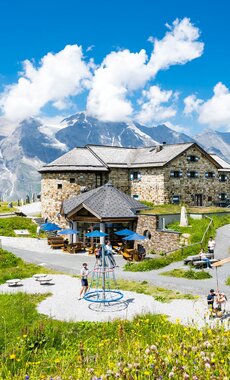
(0, 202), (17, 214)
(226, 277), (230, 286)
(125, 214), (230, 272)
(0, 249), (229, 379)
(161, 268), (212, 280)
(0, 248), (53, 284)
(0, 217), (38, 237)
(116, 279), (196, 302)
(140, 202), (230, 214)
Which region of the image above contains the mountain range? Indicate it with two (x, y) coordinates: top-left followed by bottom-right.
(0, 112), (229, 200)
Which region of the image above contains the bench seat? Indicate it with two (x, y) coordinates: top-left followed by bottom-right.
(184, 252), (214, 265)
(38, 277), (53, 285)
(6, 279), (22, 287)
(193, 259), (218, 269)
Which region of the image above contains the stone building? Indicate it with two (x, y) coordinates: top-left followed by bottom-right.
(39, 142), (230, 223)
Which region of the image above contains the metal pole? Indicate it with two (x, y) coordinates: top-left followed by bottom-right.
(216, 267), (219, 289)
(102, 243), (105, 299)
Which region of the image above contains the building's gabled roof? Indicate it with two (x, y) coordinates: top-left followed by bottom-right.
(40, 141), (222, 173)
(61, 182), (148, 219)
(39, 147), (108, 173)
(210, 154), (230, 171)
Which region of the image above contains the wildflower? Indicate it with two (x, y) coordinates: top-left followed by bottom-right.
(205, 363), (211, 369)
(9, 354), (16, 360)
(54, 358), (61, 363)
(150, 344), (157, 351)
(24, 376), (30, 380)
(145, 348), (150, 355)
(23, 334), (27, 338)
(183, 374), (189, 379)
(169, 372), (174, 378)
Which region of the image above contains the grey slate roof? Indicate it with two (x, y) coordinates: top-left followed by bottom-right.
(40, 142), (220, 172)
(61, 182), (148, 219)
(210, 154), (230, 171)
(39, 147), (108, 173)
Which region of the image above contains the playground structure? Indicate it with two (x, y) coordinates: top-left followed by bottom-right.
(83, 231), (124, 309)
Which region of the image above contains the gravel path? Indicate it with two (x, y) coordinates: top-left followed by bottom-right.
(0, 225), (230, 327)
(1, 274), (228, 328)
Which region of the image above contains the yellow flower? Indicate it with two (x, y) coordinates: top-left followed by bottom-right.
(55, 358), (61, 363)
(9, 354), (16, 360)
(23, 334), (27, 338)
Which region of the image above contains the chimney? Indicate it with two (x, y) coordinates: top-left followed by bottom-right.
(156, 145), (163, 152)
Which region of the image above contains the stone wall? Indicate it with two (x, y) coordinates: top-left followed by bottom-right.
(136, 214), (180, 254)
(41, 171), (108, 223)
(130, 168), (165, 204)
(108, 168), (130, 193)
(163, 145), (228, 206)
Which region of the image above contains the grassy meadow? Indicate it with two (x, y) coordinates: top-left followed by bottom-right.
(125, 214), (230, 272)
(0, 248), (230, 379)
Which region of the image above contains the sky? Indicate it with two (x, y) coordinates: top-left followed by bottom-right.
(0, 0), (230, 137)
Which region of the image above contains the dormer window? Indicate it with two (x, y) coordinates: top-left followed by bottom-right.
(219, 174), (227, 182)
(187, 171), (198, 178)
(170, 170), (182, 178)
(187, 155), (199, 162)
(205, 172), (215, 179)
(130, 171), (142, 181)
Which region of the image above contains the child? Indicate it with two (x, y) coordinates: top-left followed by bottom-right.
(78, 263), (89, 300)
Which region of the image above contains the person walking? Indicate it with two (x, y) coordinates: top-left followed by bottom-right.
(78, 263), (89, 300)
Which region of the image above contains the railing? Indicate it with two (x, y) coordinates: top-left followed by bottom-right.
(164, 215), (214, 257)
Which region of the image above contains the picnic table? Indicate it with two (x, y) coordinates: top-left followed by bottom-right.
(6, 279), (22, 287)
(184, 252), (214, 265)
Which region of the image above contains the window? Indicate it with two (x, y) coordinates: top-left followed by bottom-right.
(219, 193), (227, 200)
(57, 183), (62, 189)
(187, 171), (198, 178)
(96, 173), (102, 187)
(170, 170), (182, 178)
(208, 196), (212, 202)
(187, 155), (199, 162)
(143, 230), (151, 240)
(219, 174), (227, 182)
(133, 194), (140, 200)
(130, 171), (141, 181)
(172, 195), (180, 204)
(205, 172), (215, 178)
(70, 178), (75, 183)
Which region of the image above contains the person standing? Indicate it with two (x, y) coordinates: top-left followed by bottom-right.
(208, 237), (216, 254)
(104, 241), (117, 268)
(207, 289), (216, 310)
(79, 263), (89, 300)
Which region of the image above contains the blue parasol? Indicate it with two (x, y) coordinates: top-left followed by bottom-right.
(115, 228), (135, 236)
(122, 232), (146, 241)
(85, 230), (108, 237)
(58, 229), (79, 235)
(41, 223), (61, 231)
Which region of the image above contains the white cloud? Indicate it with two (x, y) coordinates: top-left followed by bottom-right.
(148, 18), (204, 75)
(87, 18), (203, 121)
(0, 18), (204, 127)
(86, 49), (151, 122)
(136, 85), (177, 124)
(0, 45), (91, 122)
(183, 94), (203, 115)
(184, 83), (230, 130)
(198, 82), (230, 128)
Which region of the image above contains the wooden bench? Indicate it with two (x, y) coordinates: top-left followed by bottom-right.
(37, 277), (53, 285)
(193, 259), (218, 269)
(122, 251), (133, 261)
(184, 252), (214, 265)
(47, 237), (64, 245)
(33, 274), (47, 281)
(50, 243), (64, 249)
(6, 279), (22, 287)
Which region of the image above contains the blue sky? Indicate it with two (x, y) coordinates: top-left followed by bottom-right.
(0, 0), (230, 136)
